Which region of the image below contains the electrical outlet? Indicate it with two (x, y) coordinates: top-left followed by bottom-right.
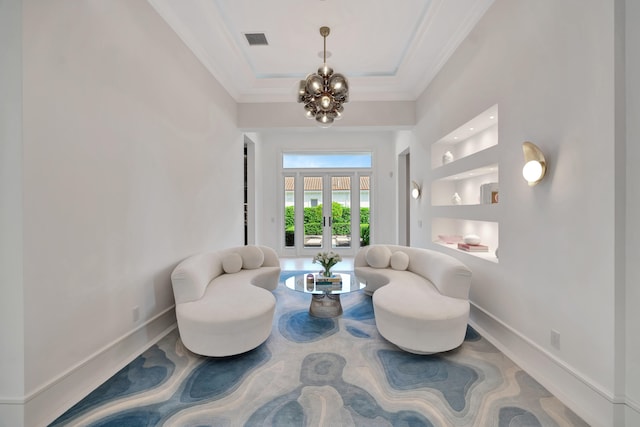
(133, 306), (140, 323)
(550, 329), (560, 350)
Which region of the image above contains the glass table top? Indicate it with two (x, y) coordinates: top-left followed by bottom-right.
(284, 271), (366, 295)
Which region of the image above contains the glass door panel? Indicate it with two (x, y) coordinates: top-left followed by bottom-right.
(303, 176), (323, 248)
(283, 172), (369, 255)
(359, 176), (370, 247)
(284, 176), (295, 248)
(331, 176), (351, 248)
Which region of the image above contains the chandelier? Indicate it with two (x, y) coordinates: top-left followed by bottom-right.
(297, 26), (349, 127)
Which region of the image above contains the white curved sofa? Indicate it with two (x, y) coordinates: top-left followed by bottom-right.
(170, 245), (280, 357)
(354, 244), (472, 354)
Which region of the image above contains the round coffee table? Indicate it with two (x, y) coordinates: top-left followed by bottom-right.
(284, 272), (366, 318)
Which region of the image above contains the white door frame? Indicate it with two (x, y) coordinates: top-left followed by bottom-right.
(285, 171), (365, 258)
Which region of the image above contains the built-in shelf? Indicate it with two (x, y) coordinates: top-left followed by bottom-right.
(429, 104), (499, 263)
(434, 242), (499, 263)
(431, 204), (498, 221)
(431, 104), (498, 170)
(432, 217), (498, 255)
(432, 145), (499, 178)
(432, 162), (499, 207)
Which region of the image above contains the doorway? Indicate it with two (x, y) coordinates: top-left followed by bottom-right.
(282, 152), (372, 257)
(244, 136), (256, 245)
(283, 172), (370, 257)
(398, 149), (411, 246)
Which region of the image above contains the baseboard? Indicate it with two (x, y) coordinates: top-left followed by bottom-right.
(623, 396), (640, 424)
(469, 302), (617, 427)
(19, 307), (176, 427)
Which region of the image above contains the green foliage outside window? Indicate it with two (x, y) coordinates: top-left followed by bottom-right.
(359, 207), (370, 224)
(360, 224), (370, 246)
(359, 207), (370, 246)
(284, 204), (370, 245)
(284, 206), (295, 228)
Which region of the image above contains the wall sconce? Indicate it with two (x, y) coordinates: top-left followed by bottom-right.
(522, 141), (547, 186)
(411, 180), (422, 199)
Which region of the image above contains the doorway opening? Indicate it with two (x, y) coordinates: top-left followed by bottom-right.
(244, 136), (256, 246)
(398, 149), (411, 246)
(282, 152), (372, 257)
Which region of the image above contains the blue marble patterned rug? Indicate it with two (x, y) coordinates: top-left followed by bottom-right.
(51, 271), (588, 426)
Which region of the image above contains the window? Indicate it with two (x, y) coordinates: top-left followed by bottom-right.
(283, 152), (372, 169)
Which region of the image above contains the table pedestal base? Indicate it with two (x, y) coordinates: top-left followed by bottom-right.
(309, 293), (342, 318)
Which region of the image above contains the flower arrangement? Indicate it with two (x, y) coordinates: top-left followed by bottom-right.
(312, 251), (343, 277)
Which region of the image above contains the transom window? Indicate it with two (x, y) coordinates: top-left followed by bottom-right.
(283, 152), (372, 169)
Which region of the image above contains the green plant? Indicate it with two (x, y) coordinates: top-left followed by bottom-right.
(304, 205), (323, 226)
(331, 202), (344, 222)
(360, 224), (370, 246)
(332, 222), (351, 235)
(304, 223), (323, 235)
(285, 204), (369, 244)
(284, 206), (295, 228)
(312, 251), (343, 276)
(360, 207), (370, 224)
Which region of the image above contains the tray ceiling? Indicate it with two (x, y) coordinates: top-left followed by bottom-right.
(148, 0), (494, 103)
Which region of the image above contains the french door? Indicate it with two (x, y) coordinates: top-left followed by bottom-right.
(284, 172), (370, 256)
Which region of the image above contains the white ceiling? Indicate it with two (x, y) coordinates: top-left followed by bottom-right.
(148, 0), (494, 103)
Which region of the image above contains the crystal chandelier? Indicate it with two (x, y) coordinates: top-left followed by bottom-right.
(297, 26), (349, 127)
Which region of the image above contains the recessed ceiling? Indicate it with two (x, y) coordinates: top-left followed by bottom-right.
(148, 0), (495, 103)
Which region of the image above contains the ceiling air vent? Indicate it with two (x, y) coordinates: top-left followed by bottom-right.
(244, 33), (268, 46)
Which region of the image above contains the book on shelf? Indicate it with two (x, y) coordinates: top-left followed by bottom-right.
(457, 243), (489, 252)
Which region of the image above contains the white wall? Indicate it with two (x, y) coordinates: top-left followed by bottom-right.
(238, 101), (415, 130)
(625, 0), (640, 423)
(255, 130), (398, 252)
(414, 1), (619, 425)
(0, 0), (25, 425)
(8, 1), (242, 425)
